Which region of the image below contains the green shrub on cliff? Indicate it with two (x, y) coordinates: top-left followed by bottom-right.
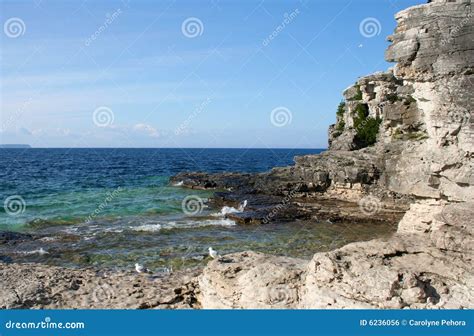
(335, 101), (346, 132)
(336, 120), (345, 132)
(336, 101), (345, 117)
(353, 103), (382, 147)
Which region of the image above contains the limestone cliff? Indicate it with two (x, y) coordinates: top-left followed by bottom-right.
(197, 0), (474, 309)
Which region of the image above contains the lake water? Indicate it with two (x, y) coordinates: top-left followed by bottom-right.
(0, 148), (395, 271)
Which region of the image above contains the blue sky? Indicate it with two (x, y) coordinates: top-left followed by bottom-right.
(1, 0), (424, 148)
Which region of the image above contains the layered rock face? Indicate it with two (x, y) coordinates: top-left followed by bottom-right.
(197, 0), (474, 309)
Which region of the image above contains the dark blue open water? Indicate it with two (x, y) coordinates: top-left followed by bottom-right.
(0, 148), (394, 270)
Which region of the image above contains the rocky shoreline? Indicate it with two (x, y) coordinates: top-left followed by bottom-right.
(193, 0), (473, 308)
(1, 0), (473, 309)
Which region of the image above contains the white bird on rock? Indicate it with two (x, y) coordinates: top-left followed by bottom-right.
(238, 200), (248, 212)
(135, 263), (152, 274)
(208, 247), (219, 259)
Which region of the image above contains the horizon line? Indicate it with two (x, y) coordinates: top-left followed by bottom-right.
(0, 146), (327, 150)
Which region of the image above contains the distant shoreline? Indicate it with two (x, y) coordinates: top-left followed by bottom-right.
(0, 147), (326, 150)
(0, 144), (31, 149)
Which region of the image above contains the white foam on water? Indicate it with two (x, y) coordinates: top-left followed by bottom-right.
(131, 218), (236, 232)
(132, 223), (163, 232)
(175, 218), (236, 228)
(103, 228), (124, 233)
(39, 236), (56, 242)
(173, 181), (184, 186)
(17, 248), (49, 255)
(164, 218), (237, 229)
(215, 206), (240, 216)
(213, 200), (248, 216)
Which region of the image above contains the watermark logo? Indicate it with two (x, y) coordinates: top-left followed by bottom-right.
(267, 284), (296, 305)
(447, 110), (470, 124)
(93, 106), (114, 127)
(440, 12), (472, 46)
(5, 316), (85, 330)
(270, 106), (292, 127)
(262, 8), (300, 47)
(181, 17), (204, 38)
(85, 187), (122, 223)
(358, 195), (381, 216)
(359, 17), (381, 38)
(85, 8), (123, 47)
(0, 95), (36, 132)
(175, 97), (212, 135)
(92, 283), (115, 302)
(181, 195), (204, 215)
(262, 188), (298, 224)
(4, 195), (26, 216)
(4, 17), (26, 38)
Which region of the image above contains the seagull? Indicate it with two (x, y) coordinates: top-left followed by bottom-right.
(208, 247), (219, 259)
(38, 248), (49, 255)
(135, 263), (152, 274)
(238, 200), (248, 212)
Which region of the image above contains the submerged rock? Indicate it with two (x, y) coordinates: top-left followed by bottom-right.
(0, 231), (34, 245)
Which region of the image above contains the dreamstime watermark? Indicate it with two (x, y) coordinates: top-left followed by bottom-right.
(92, 283), (115, 302)
(467, 75), (474, 87)
(0, 96), (35, 132)
(3, 195), (26, 216)
(267, 284), (297, 305)
(270, 106), (292, 127)
(358, 195), (381, 216)
(175, 98), (212, 135)
(3, 17), (26, 38)
(181, 17), (204, 38)
(85, 8), (123, 47)
(181, 195), (204, 216)
(262, 8), (300, 47)
(433, 232), (469, 252)
(262, 267), (298, 306)
(447, 110), (471, 124)
(359, 17), (381, 38)
(262, 188), (299, 224)
(85, 187), (123, 223)
(93, 106), (114, 127)
(5, 317), (85, 330)
(440, 12), (472, 46)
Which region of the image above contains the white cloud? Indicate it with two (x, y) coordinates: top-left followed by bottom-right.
(31, 128), (72, 136)
(133, 123), (160, 138)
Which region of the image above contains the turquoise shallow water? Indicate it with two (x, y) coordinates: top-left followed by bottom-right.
(0, 148), (395, 270)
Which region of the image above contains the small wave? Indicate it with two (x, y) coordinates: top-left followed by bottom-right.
(132, 224), (162, 232)
(214, 200), (248, 216)
(173, 181), (184, 186)
(39, 236), (56, 242)
(168, 218), (236, 229)
(131, 218), (236, 232)
(17, 248), (49, 255)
